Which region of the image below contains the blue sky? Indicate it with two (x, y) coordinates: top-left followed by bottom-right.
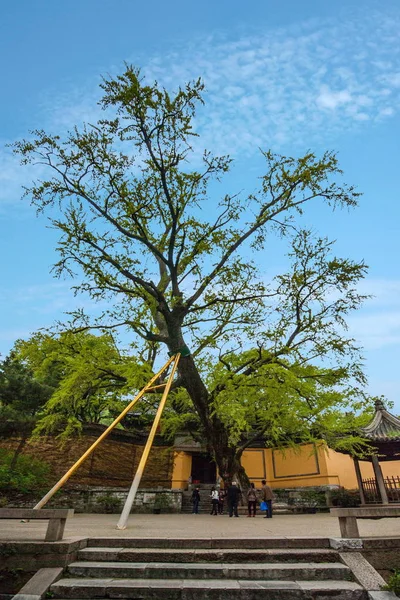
(1, 0), (400, 411)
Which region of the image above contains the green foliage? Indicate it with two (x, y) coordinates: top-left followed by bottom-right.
(94, 492), (121, 513)
(383, 570), (400, 596)
(208, 355), (373, 453)
(161, 387), (201, 441)
(154, 492), (174, 511)
(0, 448), (50, 493)
(15, 331), (156, 439)
(0, 353), (54, 439)
(297, 489), (327, 508)
(330, 488), (361, 507)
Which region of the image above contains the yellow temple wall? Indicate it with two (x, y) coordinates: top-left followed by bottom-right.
(324, 448), (400, 489)
(171, 450), (192, 488)
(359, 458), (400, 479)
(171, 443), (400, 490)
(241, 444), (332, 488)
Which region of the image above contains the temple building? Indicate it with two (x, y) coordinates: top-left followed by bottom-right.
(171, 400), (400, 499)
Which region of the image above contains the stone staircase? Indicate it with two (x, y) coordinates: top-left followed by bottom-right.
(50, 537), (367, 599)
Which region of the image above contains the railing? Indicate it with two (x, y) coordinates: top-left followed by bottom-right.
(362, 476), (400, 503)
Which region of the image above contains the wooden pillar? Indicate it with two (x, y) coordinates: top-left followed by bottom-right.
(353, 457), (366, 505)
(371, 455), (389, 504)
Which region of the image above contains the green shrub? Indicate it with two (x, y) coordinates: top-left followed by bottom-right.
(298, 489), (327, 508)
(0, 448), (50, 493)
(382, 569), (400, 597)
(287, 489), (327, 513)
(95, 492), (121, 514)
(154, 493), (174, 512)
(330, 488), (361, 508)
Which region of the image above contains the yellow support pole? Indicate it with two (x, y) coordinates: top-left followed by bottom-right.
(117, 354), (180, 529)
(33, 355), (176, 510)
(146, 384), (167, 391)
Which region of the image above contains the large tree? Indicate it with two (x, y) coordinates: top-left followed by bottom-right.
(13, 66), (370, 486)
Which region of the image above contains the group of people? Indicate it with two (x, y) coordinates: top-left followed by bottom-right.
(191, 480), (273, 518)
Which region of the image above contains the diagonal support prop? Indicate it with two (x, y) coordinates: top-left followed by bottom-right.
(117, 353), (181, 529)
(33, 355), (176, 511)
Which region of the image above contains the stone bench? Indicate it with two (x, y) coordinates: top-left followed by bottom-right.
(330, 505), (400, 538)
(0, 508), (74, 541)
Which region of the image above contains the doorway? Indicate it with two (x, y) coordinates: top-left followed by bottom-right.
(191, 453), (217, 484)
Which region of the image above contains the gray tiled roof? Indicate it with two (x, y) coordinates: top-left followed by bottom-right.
(361, 399), (400, 441)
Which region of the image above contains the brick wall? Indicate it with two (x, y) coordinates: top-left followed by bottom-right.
(0, 425), (174, 489)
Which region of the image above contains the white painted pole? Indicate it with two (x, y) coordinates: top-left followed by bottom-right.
(33, 356), (175, 510)
(117, 354), (180, 530)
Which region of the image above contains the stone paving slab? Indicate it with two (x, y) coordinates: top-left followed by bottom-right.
(77, 546), (339, 563)
(51, 577), (366, 599)
(85, 536), (332, 548)
(0, 512), (399, 542)
(67, 559), (351, 580)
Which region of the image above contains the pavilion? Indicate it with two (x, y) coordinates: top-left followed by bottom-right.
(352, 399), (400, 504)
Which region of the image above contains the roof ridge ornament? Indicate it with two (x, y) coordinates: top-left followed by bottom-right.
(374, 398), (386, 411)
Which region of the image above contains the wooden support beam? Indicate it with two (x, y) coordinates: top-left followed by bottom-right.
(371, 455), (389, 505)
(33, 356), (176, 510)
(117, 354), (181, 530)
(353, 457), (366, 505)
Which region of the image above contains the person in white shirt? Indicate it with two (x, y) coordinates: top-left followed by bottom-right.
(210, 486), (219, 515)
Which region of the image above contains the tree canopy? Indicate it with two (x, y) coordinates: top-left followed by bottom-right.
(15, 331), (156, 438)
(12, 66), (372, 485)
(0, 352), (55, 467)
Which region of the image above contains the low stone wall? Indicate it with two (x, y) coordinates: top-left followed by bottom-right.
(4, 487), (183, 514)
(361, 538), (400, 581)
(0, 538), (87, 600)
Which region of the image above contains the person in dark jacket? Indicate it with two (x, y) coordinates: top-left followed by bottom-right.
(191, 487), (200, 514)
(218, 488), (226, 514)
(227, 481), (241, 517)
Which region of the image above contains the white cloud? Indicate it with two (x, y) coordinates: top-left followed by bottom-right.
(0, 281), (108, 319)
(347, 279), (400, 350)
(316, 86), (352, 110)
(1, 7), (400, 200)
(136, 9), (400, 155)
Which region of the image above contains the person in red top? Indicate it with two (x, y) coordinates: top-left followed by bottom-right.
(246, 483), (257, 517)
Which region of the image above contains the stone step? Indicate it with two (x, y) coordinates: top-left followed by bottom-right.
(51, 577), (366, 599)
(86, 537), (331, 549)
(67, 560), (352, 581)
(77, 547), (339, 563)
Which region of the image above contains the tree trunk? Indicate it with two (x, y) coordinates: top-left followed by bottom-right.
(167, 325), (251, 493)
(175, 354), (251, 492)
(10, 433), (28, 471)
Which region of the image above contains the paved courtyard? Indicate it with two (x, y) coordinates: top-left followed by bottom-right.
(1, 512), (400, 541)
